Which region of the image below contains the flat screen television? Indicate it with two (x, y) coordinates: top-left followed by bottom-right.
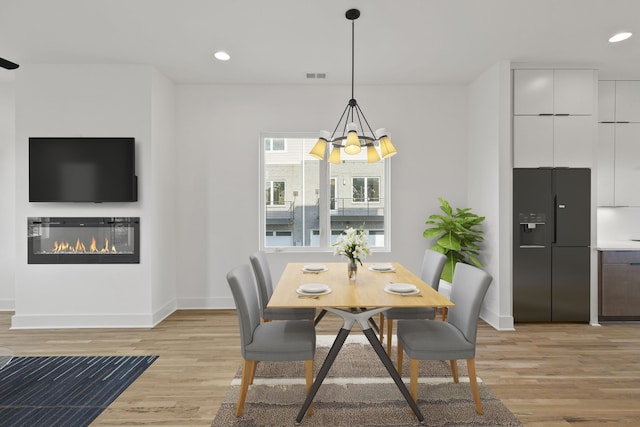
(29, 137), (138, 202)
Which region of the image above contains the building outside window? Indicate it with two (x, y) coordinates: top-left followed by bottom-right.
(265, 181), (285, 206)
(260, 133), (390, 251)
(264, 138), (286, 152)
(352, 177), (380, 203)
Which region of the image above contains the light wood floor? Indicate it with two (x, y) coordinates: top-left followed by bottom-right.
(1, 310), (639, 426)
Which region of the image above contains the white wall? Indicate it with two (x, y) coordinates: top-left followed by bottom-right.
(12, 64), (176, 328)
(150, 69), (178, 323)
(175, 84), (469, 308)
(598, 207), (640, 241)
(467, 61), (514, 330)
(0, 84), (15, 310)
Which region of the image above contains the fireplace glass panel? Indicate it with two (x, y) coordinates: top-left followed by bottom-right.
(28, 217), (140, 264)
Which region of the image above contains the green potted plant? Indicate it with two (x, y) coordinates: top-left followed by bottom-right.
(423, 197), (485, 283)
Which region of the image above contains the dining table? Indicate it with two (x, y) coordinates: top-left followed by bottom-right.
(268, 261), (454, 425)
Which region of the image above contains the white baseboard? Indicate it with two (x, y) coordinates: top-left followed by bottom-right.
(176, 296), (235, 309)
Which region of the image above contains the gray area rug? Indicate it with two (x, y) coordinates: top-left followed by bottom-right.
(213, 335), (522, 426)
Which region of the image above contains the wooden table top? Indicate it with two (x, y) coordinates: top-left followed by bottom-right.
(268, 262), (454, 309)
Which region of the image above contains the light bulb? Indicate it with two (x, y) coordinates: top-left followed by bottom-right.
(344, 123), (361, 155)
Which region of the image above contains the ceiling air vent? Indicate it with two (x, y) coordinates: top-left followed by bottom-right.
(306, 73), (327, 79)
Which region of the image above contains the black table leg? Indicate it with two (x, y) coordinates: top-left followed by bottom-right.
(313, 309), (327, 326)
(294, 327), (351, 425)
(294, 307), (424, 425)
(362, 328), (425, 424)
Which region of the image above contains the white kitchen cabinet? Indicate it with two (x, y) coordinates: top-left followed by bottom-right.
(615, 81), (640, 123)
(513, 68), (595, 167)
(513, 69), (554, 115)
(514, 69), (594, 115)
(614, 123), (640, 206)
(514, 115), (593, 168)
(513, 116), (554, 167)
(597, 124), (615, 206)
(554, 70), (595, 115)
(598, 81), (615, 122)
(554, 115), (594, 167)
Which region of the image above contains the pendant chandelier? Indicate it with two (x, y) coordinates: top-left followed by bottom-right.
(309, 9), (397, 164)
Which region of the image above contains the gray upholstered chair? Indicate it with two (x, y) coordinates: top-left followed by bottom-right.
(250, 250), (316, 321)
(226, 264), (316, 417)
(396, 262), (492, 414)
(379, 249), (447, 354)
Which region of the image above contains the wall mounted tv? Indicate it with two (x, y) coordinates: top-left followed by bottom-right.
(29, 137), (138, 202)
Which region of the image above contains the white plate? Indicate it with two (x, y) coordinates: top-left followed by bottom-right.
(302, 264), (328, 272)
(299, 283), (330, 293)
(384, 285), (420, 296)
(387, 283), (417, 293)
(296, 287), (332, 296)
(369, 263), (395, 272)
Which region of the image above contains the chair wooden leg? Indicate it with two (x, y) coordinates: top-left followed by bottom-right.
(386, 318), (393, 355)
(450, 360), (459, 383)
(379, 312), (385, 342)
(467, 358), (483, 414)
(409, 358), (420, 402)
(236, 359), (256, 417)
(441, 307), (448, 321)
(304, 359), (314, 415)
(249, 360), (258, 385)
(397, 341), (403, 376)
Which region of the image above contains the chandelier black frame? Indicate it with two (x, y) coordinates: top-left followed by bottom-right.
(309, 9), (397, 163)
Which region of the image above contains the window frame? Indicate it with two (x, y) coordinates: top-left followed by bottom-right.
(259, 132), (391, 253)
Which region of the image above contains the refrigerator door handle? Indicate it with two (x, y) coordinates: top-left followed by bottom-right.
(553, 195), (558, 244)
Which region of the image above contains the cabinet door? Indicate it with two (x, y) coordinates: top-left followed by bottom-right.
(615, 81), (640, 123)
(598, 81), (615, 122)
(513, 69), (554, 115)
(614, 123), (640, 206)
(553, 115), (594, 167)
(601, 263), (640, 316)
(554, 70), (594, 115)
(513, 115), (554, 167)
(597, 124), (615, 206)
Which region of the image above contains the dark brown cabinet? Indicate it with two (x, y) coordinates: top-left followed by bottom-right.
(599, 251), (640, 320)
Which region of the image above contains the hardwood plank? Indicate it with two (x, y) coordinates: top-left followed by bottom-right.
(1, 311), (640, 425)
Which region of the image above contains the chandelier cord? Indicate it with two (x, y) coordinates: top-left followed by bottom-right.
(351, 18), (355, 101)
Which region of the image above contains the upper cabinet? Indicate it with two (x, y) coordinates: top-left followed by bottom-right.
(513, 69), (596, 168)
(598, 81), (640, 206)
(514, 69), (594, 116)
(600, 80), (640, 123)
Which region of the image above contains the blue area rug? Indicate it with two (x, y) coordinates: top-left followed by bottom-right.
(0, 355), (157, 426)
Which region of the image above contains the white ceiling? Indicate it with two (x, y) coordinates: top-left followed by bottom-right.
(1, 0), (640, 85)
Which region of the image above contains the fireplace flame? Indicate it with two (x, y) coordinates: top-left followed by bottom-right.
(75, 238), (86, 252)
(51, 236), (118, 254)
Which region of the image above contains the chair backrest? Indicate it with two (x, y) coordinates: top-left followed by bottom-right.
(419, 249), (447, 291)
(447, 263), (492, 345)
(226, 264), (262, 359)
(249, 250), (273, 318)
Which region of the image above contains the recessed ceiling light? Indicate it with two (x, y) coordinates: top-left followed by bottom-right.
(609, 32), (632, 43)
(214, 51), (231, 61)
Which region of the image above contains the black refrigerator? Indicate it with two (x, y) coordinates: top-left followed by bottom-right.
(513, 168), (590, 322)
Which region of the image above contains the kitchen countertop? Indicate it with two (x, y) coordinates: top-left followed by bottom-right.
(597, 241), (640, 250)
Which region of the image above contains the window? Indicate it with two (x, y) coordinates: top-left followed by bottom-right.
(260, 133), (390, 252)
(264, 138), (286, 152)
(352, 177), (380, 203)
(265, 181), (285, 206)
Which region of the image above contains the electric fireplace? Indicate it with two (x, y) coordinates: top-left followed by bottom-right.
(28, 217), (140, 264)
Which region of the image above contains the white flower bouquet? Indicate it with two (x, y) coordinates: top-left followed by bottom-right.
(333, 225), (370, 266)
